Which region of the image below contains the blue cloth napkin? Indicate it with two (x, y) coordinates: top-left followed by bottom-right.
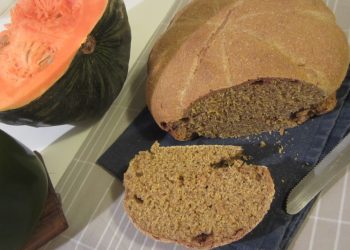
(97, 70), (350, 250)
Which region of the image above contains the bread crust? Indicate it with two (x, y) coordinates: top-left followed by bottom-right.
(147, 0), (349, 128)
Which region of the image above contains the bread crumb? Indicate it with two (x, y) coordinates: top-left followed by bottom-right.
(278, 145), (284, 154)
(279, 128), (285, 136)
(242, 155), (252, 161)
(259, 141), (267, 148)
(294, 153), (299, 161)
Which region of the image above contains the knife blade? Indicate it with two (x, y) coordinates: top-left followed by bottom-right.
(286, 132), (350, 215)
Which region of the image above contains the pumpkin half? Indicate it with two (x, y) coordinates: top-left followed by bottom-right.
(0, 0), (131, 126)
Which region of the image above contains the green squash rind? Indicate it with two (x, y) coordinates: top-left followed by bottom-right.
(0, 130), (48, 250)
(0, 0), (131, 126)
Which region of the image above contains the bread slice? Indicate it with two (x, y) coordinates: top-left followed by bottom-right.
(147, 0), (349, 140)
(124, 142), (275, 249)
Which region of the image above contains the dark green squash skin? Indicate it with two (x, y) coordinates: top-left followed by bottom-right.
(0, 0), (131, 126)
(0, 130), (48, 250)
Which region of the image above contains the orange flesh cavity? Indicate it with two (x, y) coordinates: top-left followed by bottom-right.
(0, 0), (108, 111)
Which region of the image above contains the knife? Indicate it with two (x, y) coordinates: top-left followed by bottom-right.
(286, 132), (350, 215)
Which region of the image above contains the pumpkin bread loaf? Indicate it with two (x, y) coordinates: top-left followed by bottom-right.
(124, 142), (275, 249)
(146, 0), (349, 141)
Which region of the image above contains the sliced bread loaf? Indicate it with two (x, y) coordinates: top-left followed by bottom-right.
(124, 142), (275, 249)
(147, 0), (349, 140)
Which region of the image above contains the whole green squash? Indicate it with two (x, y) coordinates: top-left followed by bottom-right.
(0, 0), (131, 126)
(0, 130), (48, 250)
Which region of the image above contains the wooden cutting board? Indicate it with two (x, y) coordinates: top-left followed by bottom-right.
(23, 154), (68, 250)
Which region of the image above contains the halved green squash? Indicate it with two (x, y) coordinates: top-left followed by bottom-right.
(0, 0), (131, 126)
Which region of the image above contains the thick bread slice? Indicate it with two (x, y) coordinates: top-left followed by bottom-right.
(147, 0), (349, 140)
(124, 142), (275, 249)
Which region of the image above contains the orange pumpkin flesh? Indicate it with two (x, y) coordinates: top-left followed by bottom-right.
(0, 0), (108, 111)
